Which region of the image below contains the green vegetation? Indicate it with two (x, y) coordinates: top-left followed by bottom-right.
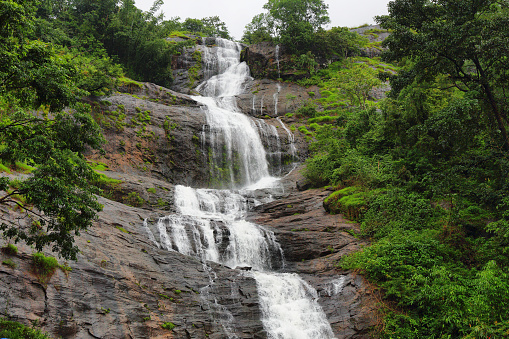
(2, 259), (16, 268)
(299, 1), (509, 337)
(116, 226), (130, 234)
(0, 318), (52, 339)
(1, 243), (18, 256)
(188, 49), (203, 88)
(32, 252), (60, 285)
(161, 322), (176, 330)
(123, 192), (144, 207)
(243, 0), (367, 65)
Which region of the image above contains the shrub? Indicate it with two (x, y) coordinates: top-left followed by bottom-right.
(32, 252), (59, 286)
(324, 187), (374, 221)
(123, 192), (144, 207)
(295, 103), (318, 118)
(0, 318), (52, 339)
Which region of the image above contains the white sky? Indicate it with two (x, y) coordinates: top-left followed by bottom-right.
(134, 0), (391, 40)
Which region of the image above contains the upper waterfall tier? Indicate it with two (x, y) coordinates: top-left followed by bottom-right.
(192, 38), (288, 189)
(197, 38), (251, 98)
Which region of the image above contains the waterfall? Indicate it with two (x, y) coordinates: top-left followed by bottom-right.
(277, 117), (297, 160)
(273, 83), (281, 116)
(253, 272), (336, 339)
(275, 45), (281, 79)
(322, 276), (347, 297)
(143, 37), (336, 338)
(193, 38), (284, 188)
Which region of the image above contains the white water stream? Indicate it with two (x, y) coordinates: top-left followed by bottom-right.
(144, 38), (336, 338)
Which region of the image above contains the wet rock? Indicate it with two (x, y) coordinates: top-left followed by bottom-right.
(249, 166), (378, 338)
(235, 79), (320, 118)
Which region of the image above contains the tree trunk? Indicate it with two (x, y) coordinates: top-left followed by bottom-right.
(482, 83), (509, 151)
(473, 59), (509, 151)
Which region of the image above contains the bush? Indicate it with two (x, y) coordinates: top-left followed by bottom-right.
(0, 318), (52, 339)
(295, 103), (318, 118)
(123, 192), (144, 207)
(360, 189), (442, 239)
(32, 252), (59, 285)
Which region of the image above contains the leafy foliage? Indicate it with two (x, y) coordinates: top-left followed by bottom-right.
(377, 0), (509, 150)
(300, 2), (509, 337)
(0, 318), (52, 339)
(0, 0), (106, 260)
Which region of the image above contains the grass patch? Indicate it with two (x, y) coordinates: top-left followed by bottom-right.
(0, 162), (12, 174)
(308, 116), (338, 124)
(116, 226), (130, 234)
(2, 259), (16, 268)
(14, 161), (35, 173)
(1, 243), (18, 255)
(32, 252), (59, 286)
(89, 161), (109, 171)
(161, 322), (176, 330)
(117, 76), (143, 89)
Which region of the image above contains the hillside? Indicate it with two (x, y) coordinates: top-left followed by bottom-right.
(2, 1), (509, 339)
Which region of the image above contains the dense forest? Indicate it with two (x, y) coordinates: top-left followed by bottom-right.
(1, 0), (509, 338)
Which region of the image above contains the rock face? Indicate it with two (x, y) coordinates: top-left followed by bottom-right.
(235, 79), (320, 118)
(0, 166), (377, 339)
(350, 24), (391, 58)
(240, 42), (282, 80)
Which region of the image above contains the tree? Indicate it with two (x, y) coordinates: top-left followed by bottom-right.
(201, 16), (231, 39)
(0, 0), (105, 259)
(377, 0), (509, 150)
(241, 13), (274, 44)
(314, 27), (368, 60)
(263, 0), (330, 53)
(333, 62), (382, 109)
(0, 107), (105, 260)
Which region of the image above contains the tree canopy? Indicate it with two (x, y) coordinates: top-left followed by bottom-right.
(0, 0), (106, 260)
(377, 0), (509, 150)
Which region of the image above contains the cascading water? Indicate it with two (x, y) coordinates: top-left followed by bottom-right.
(275, 45), (281, 79)
(193, 38), (287, 188)
(143, 37), (336, 338)
(253, 272), (336, 339)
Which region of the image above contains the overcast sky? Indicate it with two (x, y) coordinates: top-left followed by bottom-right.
(134, 0), (391, 40)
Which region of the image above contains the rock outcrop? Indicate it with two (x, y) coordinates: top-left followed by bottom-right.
(249, 167), (378, 338)
(0, 166), (377, 339)
(235, 79), (320, 118)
